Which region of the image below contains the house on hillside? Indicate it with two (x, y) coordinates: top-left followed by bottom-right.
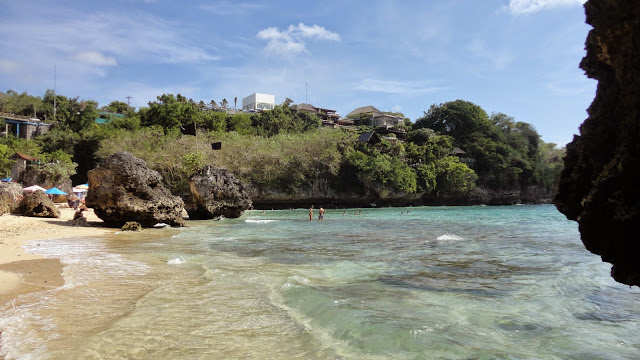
(95, 111), (125, 125)
(1, 113), (50, 140)
(448, 147), (476, 169)
(292, 103), (340, 122)
(242, 93), (275, 111)
(10, 152), (39, 181)
(357, 131), (382, 144)
(292, 103), (340, 128)
(346, 106), (403, 128)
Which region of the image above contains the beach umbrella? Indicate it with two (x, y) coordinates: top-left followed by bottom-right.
(23, 185), (47, 193)
(74, 184), (89, 190)
(45, 187), (68, 195)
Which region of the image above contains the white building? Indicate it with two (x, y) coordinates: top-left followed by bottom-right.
(242, 93), (275, 111)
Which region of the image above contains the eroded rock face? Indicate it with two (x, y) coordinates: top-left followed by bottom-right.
(18, 191), (60, 218)
(85, 152), (185, 228)
(555, 0), (640, 286)
(185, 166), (252, 219)
(0, 182), (23, 215)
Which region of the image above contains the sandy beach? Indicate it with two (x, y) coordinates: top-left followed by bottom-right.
(0, 206), (112, 305)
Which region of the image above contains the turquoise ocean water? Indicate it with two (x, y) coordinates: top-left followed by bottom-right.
(1, 205), (639, 359)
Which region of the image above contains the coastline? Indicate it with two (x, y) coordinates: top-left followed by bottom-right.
(0, 206), (112, 306)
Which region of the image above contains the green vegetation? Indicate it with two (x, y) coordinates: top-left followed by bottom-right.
(1, 90), (565, 202)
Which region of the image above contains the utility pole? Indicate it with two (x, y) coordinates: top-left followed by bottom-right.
(53, 65), (57, 122)
(125, 96), (132, 106)
(305, 82), (308, 104)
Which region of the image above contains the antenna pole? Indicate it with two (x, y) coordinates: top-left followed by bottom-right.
(125, 96), (132, 106)
(53, 65), (57, 121)
(305, 82), (308, 103)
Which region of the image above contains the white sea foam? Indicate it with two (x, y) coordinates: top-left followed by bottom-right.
(168, 257), (186, 265)
(245, 219), (277, 224)
(437, 234), (464, 241)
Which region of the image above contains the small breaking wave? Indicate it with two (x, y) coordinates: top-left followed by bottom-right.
(245, 219), (278, 224)
(167, 257), (186, 265)
(437, 234), (463, 241)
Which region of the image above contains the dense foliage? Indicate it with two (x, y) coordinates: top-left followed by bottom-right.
(414, 100), (564, 192)
(1, 90), (565, 201)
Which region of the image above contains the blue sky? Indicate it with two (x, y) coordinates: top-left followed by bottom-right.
(0, 0), (594, 145)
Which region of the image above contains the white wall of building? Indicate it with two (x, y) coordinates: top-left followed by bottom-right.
(242, 93), (275, 111)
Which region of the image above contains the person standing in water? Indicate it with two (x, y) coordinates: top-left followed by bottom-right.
(318, 206), (325, 221)
(309, 205), (314, 221)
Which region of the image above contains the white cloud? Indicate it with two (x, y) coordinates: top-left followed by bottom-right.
(257, 23), (340, 57)
(506, 0), (587, 14)
(0, 9), (218, 68)
(0, 59), (20, 74)
(354, 79), (444, 95)
(296, 23), (341, 41)
(73, 51), (117, 66)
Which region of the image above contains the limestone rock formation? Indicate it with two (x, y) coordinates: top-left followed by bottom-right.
(0, 182), (23, 215)
(555, 0), (640, 286)
(18, 191), (60, 218)
(85, 151), (186, 228)
(122, 221), (142, 231)
(185, 165), (252, 219)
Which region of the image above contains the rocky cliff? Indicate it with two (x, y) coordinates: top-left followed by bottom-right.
(555, 0), (640, 286)
(86, 151), (186, 228)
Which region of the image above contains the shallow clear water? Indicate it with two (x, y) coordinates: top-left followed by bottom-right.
(1, 205), (639, 359)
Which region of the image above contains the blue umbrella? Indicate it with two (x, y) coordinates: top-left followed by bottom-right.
(0, 177), (11, 182)
(45, 187), (68, 195)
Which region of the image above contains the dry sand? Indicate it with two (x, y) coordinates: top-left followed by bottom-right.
(0, 206), (112, 305)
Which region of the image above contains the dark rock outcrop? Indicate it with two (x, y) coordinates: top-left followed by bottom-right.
(555, 0), (640, 286)
(185, 166), (252, 219)
(85, 152), (186, 228)
(18, 191), (60, 218)
(0, 182), (23, 215)
(122, 221), (142, 231)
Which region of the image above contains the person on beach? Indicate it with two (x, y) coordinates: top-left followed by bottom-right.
(73, 204), (88, 220)
(309, 205), (314, 221)
(318, 207), (325, 221)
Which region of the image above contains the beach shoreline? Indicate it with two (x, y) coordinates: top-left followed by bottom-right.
(0, 206), (112, 306)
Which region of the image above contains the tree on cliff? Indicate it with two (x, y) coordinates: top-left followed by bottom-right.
(251, 104), (321, 137)
(414, 100), (492, 144)
(102, 100), (133, 114)
(140, 93), (199, 131)
(414, 100), (555, 191)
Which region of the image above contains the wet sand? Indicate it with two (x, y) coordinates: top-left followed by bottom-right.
(0, 206), (112, 305)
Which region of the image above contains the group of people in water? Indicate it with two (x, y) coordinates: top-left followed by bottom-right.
(309, 205), (324, 221)
(255, 206), (367, 221)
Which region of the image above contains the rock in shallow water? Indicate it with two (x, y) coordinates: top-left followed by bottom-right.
(185, 165), (252, 220)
